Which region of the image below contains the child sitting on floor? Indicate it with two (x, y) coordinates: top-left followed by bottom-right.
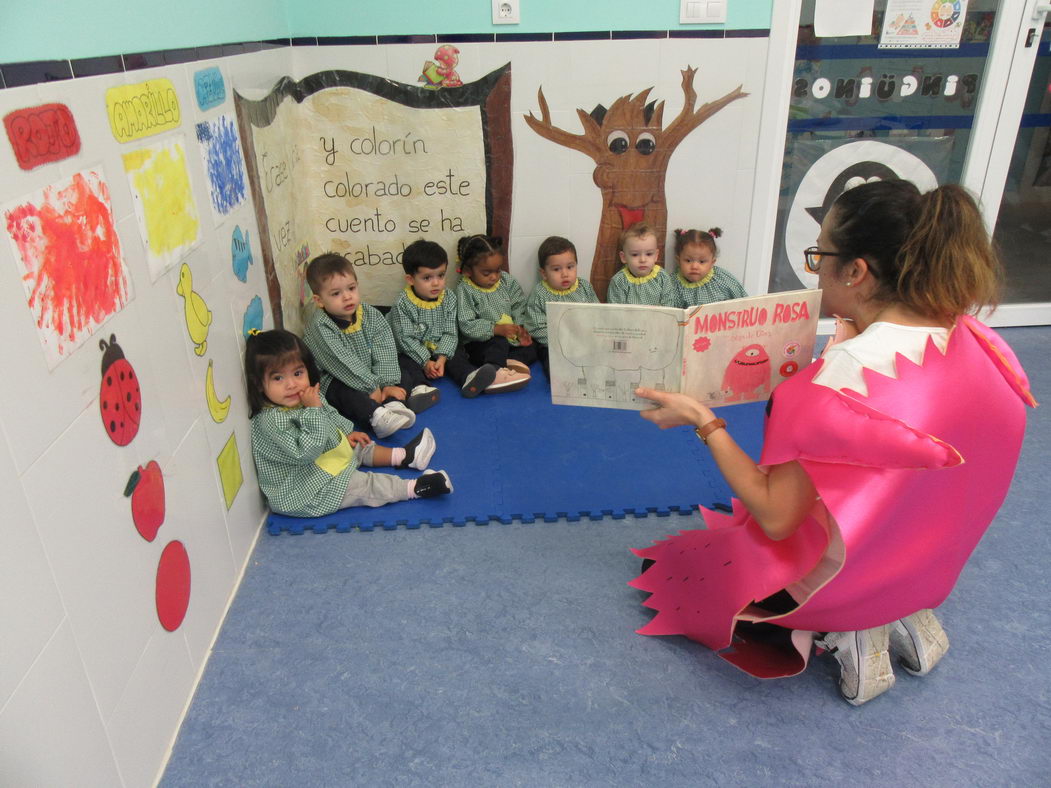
(301, 253), (429, 438)
(246, 329), (451, 518)
(672, 227), (747, 307)
(455, 234), (534, 391)
(387, 239), (513, 398)
(523, 236), (598, 378)
(606, 222), (677, 306)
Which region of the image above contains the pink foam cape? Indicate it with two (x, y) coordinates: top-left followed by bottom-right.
(630, 316), (1035, 678)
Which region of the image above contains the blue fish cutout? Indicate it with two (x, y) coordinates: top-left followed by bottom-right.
(231, 226), (253, 282)
(242, 295), (263, 338)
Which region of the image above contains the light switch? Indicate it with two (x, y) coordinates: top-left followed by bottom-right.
(680, 0), (728, 25)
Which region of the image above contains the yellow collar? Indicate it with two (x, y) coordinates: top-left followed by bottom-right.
(340, 305), (364, 334)
(678, 269), (714, 289)
(542, 279), (580, 296)
(405, 286), (445, 309)
(624, 265), (662, 285)
(464, 275), (501, 293)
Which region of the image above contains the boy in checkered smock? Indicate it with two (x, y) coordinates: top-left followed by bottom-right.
(301, 253), (431, 439)
(523, 236), (598, 378)
(454, 234), (534, 391)
(246, 330), (450, 518)
(671, 227), (747, 308)
(386, 239), (508, 398)
(606, 222), (677, 306)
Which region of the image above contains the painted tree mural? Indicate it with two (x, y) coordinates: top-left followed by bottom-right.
(525, 67), (747, 300)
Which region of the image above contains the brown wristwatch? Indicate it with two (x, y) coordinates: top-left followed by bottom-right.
(695, 418), (727, 445)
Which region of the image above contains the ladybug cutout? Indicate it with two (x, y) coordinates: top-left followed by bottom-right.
(99, 334), (142, 446)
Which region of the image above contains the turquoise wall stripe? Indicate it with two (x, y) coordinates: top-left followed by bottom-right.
(1, 1), (773, 65)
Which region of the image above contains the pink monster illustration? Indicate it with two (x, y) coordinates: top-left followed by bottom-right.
(419, 45), (463, 89)
(721, 343), (770, 402)
(631, 316), (1036, 679)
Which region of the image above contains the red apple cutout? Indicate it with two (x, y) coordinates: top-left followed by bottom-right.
(124, 460), (165, 541)
(156, 540), (191, 632)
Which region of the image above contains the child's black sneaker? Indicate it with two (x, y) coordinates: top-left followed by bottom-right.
(413, 470), (452, 498)
(408, 384), (440, 413)
(461, 364), (497, 398)
(399, 428), (436, 470)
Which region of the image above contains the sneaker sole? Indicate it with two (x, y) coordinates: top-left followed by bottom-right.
(461, 365), (497, 398)
(486, 374), (529, 393)
(407, 389), (440, 414)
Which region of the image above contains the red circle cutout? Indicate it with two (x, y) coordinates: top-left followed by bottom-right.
(156, 540), (191, 631)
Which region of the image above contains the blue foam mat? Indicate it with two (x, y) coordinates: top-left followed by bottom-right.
(266, 371), (766, 535)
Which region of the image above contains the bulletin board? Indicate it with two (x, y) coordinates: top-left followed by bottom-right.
(234, 65), (512, 332)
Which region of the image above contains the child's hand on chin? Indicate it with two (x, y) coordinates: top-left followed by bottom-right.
(347, 431), (371, 447)
(300, 384), (322, 408)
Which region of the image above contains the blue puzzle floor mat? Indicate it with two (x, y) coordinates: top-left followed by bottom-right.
(266, 371), (767, 535)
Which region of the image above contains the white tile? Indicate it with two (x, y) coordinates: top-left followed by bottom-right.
(107, 628), (196, 788)
(291, 44), (387, 82)
(21, 406), (159, 717)
(0, 435), (65, 707)
(0, 621), (122, 787)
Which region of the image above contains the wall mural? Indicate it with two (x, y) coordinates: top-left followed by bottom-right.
(525, 67), (747, 301)
(234, 64), (513, 331)
(3, 170), (130, 369)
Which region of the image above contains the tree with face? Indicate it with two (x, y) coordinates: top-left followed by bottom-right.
(525, 67), (747, 300)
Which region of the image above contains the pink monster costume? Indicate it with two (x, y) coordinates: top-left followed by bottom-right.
(631, 316), (1036, 678)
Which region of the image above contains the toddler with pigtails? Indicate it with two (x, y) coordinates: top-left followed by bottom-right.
(671, 227), (747, 307)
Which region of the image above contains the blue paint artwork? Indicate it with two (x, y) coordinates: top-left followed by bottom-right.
(242, 295), (263, 338)
(194, 67), (226, 111)
(231, 226), (253, 282)
(195, 114), (247, 216)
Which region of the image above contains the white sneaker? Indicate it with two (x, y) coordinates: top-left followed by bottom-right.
(485, 366), (530, 393)
(407, 384), (440, 413)
(370, 405), (412, 438)
(399, 428), (436, 470)
(817, 626), (896, 706)
(383, 400), (416, 429)
(890, 609), (949, 676)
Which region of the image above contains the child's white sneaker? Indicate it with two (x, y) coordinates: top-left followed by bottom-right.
(407, 384), (440, 413)
(816, 626), (896, 706)
(486, 367), (530, 393)
(384, 400), (416, 429)
(371, 405), (412, 438)
(889, 609), (949, 676)
(398, 428), (436, 470)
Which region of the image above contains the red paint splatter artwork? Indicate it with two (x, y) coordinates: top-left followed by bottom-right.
(3, 170), (129, 369)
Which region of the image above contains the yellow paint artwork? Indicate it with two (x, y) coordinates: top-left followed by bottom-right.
(122, 138), (200, 280)
(216, 432), (243, 510)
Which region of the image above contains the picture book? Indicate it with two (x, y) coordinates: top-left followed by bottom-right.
(547, 289), (822, 410)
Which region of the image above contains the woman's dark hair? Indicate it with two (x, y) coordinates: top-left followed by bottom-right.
(456, 234), (503, 272)
(244, 329), (320, 416)
(828, 180), (1002, 321)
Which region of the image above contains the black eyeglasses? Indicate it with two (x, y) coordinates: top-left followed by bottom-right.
(803, 247), (844, 274)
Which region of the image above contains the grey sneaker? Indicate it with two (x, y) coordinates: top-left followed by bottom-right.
(370, 405), (412, 438)
(817, 626), (896, 706)
(890, 609), (949, 676)
(407, 384), (440, 414)
(384, 399), (416, 429)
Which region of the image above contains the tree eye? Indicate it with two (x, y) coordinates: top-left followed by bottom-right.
(636, 133), (656, 155)
(606, 131), (629, 154)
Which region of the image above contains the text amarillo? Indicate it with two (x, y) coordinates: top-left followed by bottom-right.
(693, 300), (811, 333)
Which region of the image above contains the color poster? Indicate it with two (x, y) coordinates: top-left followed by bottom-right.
(881, 0), (969, 49)
(123, 136), (201, 281)
(195, 113), (247, 222)
(3, 169), (131, 369)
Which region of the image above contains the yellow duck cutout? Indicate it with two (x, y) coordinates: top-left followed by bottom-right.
(176, 262), (212, 356)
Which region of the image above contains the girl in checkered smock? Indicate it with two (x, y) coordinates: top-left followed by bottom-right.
(245, 330), (451, 518)
(671, 227), (747, 308)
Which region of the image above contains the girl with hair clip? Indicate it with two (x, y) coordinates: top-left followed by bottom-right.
(454, 233), (535, 392)
(245, 329), (452, 518)
(672, 227), (747, 307)
(632, 180), (1035, 705)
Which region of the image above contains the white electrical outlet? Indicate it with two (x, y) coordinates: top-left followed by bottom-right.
(492, 0), (520, 25)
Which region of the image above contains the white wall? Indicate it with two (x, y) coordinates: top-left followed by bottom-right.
(0, 47), (290, 787)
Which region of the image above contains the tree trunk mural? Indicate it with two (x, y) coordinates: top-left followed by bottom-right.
(525, 67), (747, 301)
